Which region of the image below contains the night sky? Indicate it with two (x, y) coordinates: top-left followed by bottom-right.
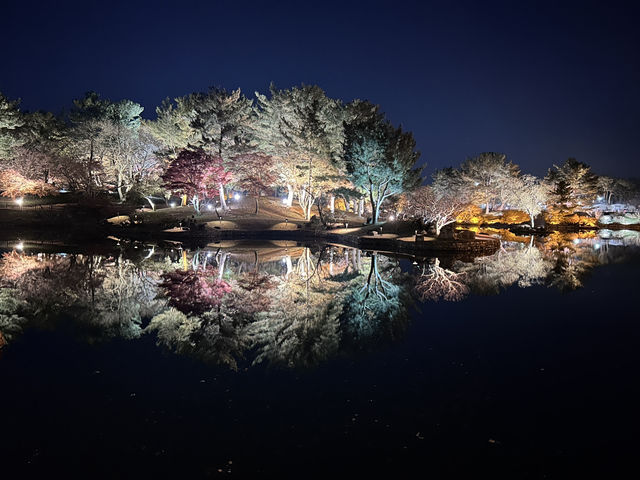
(2, 0), (638, 178)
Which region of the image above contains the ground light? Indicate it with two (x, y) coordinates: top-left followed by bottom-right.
(234, 193), (241, 201)
(15, 197), (23, 207)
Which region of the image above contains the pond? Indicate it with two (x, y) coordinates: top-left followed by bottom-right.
(1, 229), (639, 477)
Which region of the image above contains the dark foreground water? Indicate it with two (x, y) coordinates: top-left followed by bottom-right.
(1, 230), (639, 478)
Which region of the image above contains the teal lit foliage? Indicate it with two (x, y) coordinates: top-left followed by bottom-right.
(343, 101), (421, 222)
(339, 254), (411, 350)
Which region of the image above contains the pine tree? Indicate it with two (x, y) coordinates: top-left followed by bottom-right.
(0, 92), (25, 160)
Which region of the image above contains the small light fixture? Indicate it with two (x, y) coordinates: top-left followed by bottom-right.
(234, 193), (241, 201)
(170, 202), (176, 208)
(15, 197), (23, 207)
(15, 241), (24, 250)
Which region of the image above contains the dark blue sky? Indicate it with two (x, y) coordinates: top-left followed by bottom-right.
(1, 0), (638, 178)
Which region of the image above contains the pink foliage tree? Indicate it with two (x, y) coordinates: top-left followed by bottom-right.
(201, 161), (233, 214)
(232, 153), (276, 214)
(160, 266), (232, 315)
(161, 148), (231, 214)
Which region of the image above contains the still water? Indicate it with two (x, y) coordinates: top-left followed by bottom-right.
(1, 230), (639, 477)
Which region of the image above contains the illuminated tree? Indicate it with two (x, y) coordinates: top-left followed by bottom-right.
(99, 99), (150, 201)
(147, 97), (197, 158)
(253, 86), (299, 206)
(0, 92), (24, 160)
(408, 184), (466, 235)
(343, 102), (421, 223)
(4, 111), (64, 184)
(190, 87), (254, 210)
(162, 148), (228, 214)
(505, 174), (549, 227)
(0, 169), (56, 198)
(546, 158), (598, 209)
(254, 85), (344, 219)
(64, 91), (112, 196)
(232, 153), (277, 214)
(597, 176), (635, 205)
(459, 152), (520, 214)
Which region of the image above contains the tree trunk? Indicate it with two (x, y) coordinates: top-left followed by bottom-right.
(485, 203), (490, 214)
(219, 184), (227, 210)
(358, 198), (364, 216)
(144, 196), (155, 211)
(218, 252), (227, 280)
(284, 255), (293, 279)
(317, 197), (326, 225)
(191, 195), (201, 214)
(530, 214), (535, 228)
(369, 189), (380, 223)
(329, 194), (335, 214)
(254, 196), (259, 215)
(286, 184), (294, 207)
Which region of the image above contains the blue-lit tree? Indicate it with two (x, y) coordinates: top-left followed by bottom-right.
(343, 101), (421, 223)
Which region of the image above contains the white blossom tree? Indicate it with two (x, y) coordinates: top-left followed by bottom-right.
(505, 174), (549, 227)
(409, 185), (467, 236)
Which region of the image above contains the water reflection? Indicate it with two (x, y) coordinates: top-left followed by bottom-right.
(1, 230), (639, 367)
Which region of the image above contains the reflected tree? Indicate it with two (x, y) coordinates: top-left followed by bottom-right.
(415, 258), (469, 302)
(457, 239), (553, 294)
(0, 288), (29, 349)
(339, 253), (412, 350)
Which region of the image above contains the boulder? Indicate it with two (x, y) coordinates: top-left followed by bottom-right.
(457, 230), (476, 240)
(438, 228), (455, 240)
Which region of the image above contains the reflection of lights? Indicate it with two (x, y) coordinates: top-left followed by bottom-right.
(597, 196), (603, 201)
(234, 193), (241, 201)
(15, 197), (23, 206)
(207, 252), (213, 257)
(594, 243), (601, 250)
(170, 202), (176, 208)
(474, 182), (479, 186)
(207, 204), (213, 210)
(15, 242), (24, 250)
(388, 215), (395, 221)
(573, 239), (580, 244)
(282, 198), (287, 204)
